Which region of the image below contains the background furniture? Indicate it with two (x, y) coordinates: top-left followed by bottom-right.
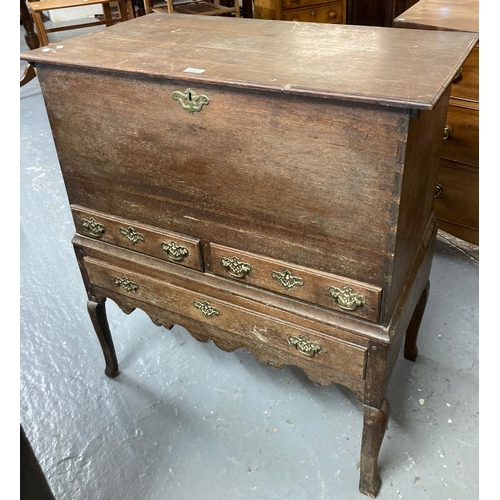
(21, 14), (477, 497)
(253, 0), (346, 23)
(21, 0), (39, 50)
(394, 0), (479, 245)
(144, 0), (240, 17)
(27, 0), (134, 46)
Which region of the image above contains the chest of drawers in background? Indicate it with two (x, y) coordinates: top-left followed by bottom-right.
(253, 0), (346, 24)
(21, 14), (477, 497)
(394, 0), (479, 245)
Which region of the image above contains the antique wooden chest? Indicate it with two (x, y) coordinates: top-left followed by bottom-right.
(394, 0), (479, 245)
(21, 14), (477, 497)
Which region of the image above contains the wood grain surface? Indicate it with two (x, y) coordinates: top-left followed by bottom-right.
(21, 13), (477, 109)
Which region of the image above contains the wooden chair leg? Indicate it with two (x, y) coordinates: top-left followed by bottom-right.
(118, 0), (134, 21)
(102, 3), (114, 27)
(404, 280), (430, 362)
(20, 64), (37, 87)
(31, 10), (49, 46)
(20, 0), (40, 50)
(87, 299), (119, 378)
(359, 398), (390, 498)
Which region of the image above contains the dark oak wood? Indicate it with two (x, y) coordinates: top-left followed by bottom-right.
(394, 0), (479, 245)
(21, 0), (39, 50)
(254, 0), (346, 24)
(21, 15), (477, 497)
(87, 299), (119, 378)
(359, 398), (390, 498)
(404, 280), (430, 361)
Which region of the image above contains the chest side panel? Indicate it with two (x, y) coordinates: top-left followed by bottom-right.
(38, 65), (408, 288)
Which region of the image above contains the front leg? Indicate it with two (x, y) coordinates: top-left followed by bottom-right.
(359, 398), (390, 498)
(87, 298), (119, 378)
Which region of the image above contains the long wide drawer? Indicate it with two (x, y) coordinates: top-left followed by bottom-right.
(72, 206), (203, 271)
(450, 45), (478, 103)
(281, 3), (344, 23)
(84, 257), (368, 379)
(208, 243), (381, 322)
(434, 159), (478, 231)
(441, 102), (479, 166)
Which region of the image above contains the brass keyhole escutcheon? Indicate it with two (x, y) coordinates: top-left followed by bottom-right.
(120, 226), (145, 245)
(193, 300), (221, 318)
(113, 275), (139, 293)
(271, 270), (304, 291)
(172, 88), (210, 113)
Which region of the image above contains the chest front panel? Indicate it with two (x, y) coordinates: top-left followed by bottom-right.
(40, 66), (408, 289)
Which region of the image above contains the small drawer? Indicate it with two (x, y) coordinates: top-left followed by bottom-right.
(85, 257), (368, 379)
(450, 45), (478, 102)
(281, 0), (340, 11)
(281, 3), (344, 23)
(72, 206), (203, 271)
(440, 103), (478, 166)
(434, 160), (478, 230)
(208, 243), (381, 322)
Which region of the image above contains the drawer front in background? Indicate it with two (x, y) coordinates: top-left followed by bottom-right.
(441, 103), (479, 166)
(281, 3), (344, 22)
(434, 160), (479, 230)
(209, 243), (381, 322)
(73, 206), (203, 271)
(85, 257), (368, 378)
(450, 45), (478, 103)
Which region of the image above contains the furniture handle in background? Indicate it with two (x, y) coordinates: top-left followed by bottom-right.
(119, 226), (145, 245)
(327, 285), (366, 311)
(172, 88), (210, 113)
(310, 10), (316, 16)
(161, 240), (189, 261)
(434, 184), (444, 199)
(453, 67), (463, 82)
(113, 275), (139, 292)
(329, 11), (337, 18)
(443, 125), (453, 140)
(193, 301), (221, 318)
(82, 217), (106, 238)
(220, 256), (252, 278)
(287, 334), (321, 357)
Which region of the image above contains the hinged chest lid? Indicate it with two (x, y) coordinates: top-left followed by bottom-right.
(21, 13), (478, 110)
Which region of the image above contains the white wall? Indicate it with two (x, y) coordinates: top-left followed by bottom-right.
(48, 5), (106, 23)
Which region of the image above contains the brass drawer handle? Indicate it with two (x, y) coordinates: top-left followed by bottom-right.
(434, 183), (444, 198)
(443, 125), (452, 140)
(113, 275), (138, 292)
(453, 67), (463, 82)
(172, 88), (210, 113)
(310, 10), (316, 16)
(220, 256), (252, 278)
(287, 334), (321, 357)
(271, 269), (304, 291)
(193, 300), (221, 318)
(329, 11), (337, 18)
(161, 240), (189, 261)
(327, 285), (365, 311)
(120, 226), (145, 245)
(82, 217), (106, 238)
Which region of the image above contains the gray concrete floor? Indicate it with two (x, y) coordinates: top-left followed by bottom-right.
(20, 20), (479, 500)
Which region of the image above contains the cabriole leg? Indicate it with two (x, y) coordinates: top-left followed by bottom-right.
(404, 280), (430, 362)
(359, 398), (390, 498)
(87, 298), (119, 378)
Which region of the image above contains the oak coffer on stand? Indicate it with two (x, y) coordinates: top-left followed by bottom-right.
(21, 14), (477, 497)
